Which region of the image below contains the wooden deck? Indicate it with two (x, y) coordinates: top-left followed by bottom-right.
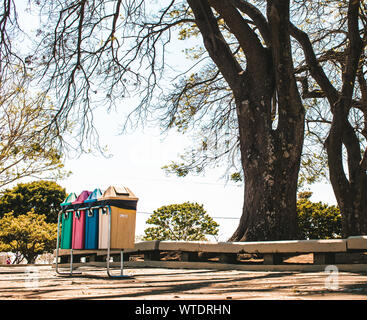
(54, 236), (367, 271)
(2, 264), (367, 300)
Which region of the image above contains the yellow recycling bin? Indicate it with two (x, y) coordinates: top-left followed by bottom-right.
(98, 186), (138, 249)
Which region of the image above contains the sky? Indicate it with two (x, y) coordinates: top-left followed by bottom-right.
(16, 0), (337, 241)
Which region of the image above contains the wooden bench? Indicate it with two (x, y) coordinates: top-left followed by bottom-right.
(55, 238), (355, 266)
(131, 239), (348, 265)
(347, 236), (367, 250)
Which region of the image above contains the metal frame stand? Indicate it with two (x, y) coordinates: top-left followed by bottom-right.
(55, 210), (81, 276)
(55, 205), (131, 278)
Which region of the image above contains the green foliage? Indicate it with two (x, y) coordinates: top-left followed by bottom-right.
(0, 180), (66, 223)
(161, 162), (190, 177)
(0, 211), (57, 264)
(143, 202), (219, 241)
(297, 193), (342, 240)
(230, 172), (242, 183)
(0, 75), (70, 188)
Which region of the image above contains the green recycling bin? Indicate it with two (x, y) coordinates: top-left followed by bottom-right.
(60, 192), (77, 249)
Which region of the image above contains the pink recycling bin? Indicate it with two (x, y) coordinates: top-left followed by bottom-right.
(71, 190), (92, 249)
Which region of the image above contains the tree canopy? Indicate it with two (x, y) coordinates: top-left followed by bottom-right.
(0, 72), (69, 189)
(0, 180), (67, 223)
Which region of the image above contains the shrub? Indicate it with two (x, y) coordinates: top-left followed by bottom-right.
(143, 202), (219, 241)
(297, 192), (342, 239)
(0, 211), (57, 264)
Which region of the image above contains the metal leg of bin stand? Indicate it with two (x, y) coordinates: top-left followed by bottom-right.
(55, 210), (81, 276)
(106, 205), (131, 278)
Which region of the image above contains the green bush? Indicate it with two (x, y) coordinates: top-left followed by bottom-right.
(143, 202), (219, 241)
(297, 192), (342, 240)
(0, 211), (57, 264)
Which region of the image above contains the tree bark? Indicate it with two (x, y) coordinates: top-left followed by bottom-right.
(27, 255), (38, 265)
(299, 0), (367, 237)
(325, 108), (367, 236)
(229, 102), (302, 241)
(326, 0), (367, 236)
(188, 0), (304, 241)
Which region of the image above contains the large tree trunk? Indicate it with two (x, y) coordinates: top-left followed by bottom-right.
(229, 0), (304, 241)
(326, 110), (367, 236)
(338, 186), (367, 237)
(188, 0), (304, 241)
(323, 0), (367, 237)
(230, 135), (302, 241)
(230, 167), (300, 241)
(229, 85), (303, 241)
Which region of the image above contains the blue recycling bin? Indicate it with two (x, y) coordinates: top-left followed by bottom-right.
(84, 188), (103, 249)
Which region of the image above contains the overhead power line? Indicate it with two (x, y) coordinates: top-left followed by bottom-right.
(122, 176), (243, 188)
(137, 211), (240, 220)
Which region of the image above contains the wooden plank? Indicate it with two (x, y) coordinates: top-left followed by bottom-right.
(150, 239), (347, 254)
(54, 239), (348, 260)
(125, 261), (367, 272)
(228, 239), (346, 253)
(347, 236), (367, 250)
(158, 241), (201, 252)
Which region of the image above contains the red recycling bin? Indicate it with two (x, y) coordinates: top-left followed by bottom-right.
(71, 190), (92, 249)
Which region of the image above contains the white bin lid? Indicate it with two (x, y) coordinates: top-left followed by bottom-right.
(98, 186), (138, 201)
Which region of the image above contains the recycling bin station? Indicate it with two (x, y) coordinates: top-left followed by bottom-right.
(55, 186), (138, 278)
